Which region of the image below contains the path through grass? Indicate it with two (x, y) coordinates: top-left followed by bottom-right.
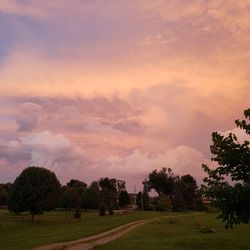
(94, 213), (250, 250)
(0, 209), (171, 250)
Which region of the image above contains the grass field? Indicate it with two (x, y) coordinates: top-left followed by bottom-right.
(95, 213), (250, 250)
(0, 209), (171, 250)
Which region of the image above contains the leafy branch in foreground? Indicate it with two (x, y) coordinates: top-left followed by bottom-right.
(202, 109), (250, 228)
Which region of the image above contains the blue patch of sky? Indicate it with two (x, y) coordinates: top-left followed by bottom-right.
(0, 6), (144, 61)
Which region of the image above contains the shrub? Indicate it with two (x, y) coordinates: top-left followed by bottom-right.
(74, 208), (81, 219)
(99, 202), (107, 216)
(108, 202), (114, 215)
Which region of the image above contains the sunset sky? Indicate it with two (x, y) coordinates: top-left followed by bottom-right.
(0, 0), (250, 190)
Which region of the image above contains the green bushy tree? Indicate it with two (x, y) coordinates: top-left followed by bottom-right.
(8, 166), (61, 221)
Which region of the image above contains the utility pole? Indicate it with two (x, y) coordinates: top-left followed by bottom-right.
(140, 190), (144, 212)
(134, 186), (137, 205)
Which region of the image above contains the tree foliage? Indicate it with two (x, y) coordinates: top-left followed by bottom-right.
(118, 190), (131, 207)
(8, 166), (61, 220)
(145, 168), (201, 211)
(0, 183), (11, 207)
(99, 201), (107, 216)
(144, 168), (175, 196)
(80, 187), (101, 209)
(61, 187), (80, 211)
(67, 179), (87, 196)
(151, 194), (172, 211)
(171, 179), (186, 211)
(180, 174), (198, 210)
(98, 177), (125, 206)
(136, 183), (150, 211)
(202, 109), (250, 228)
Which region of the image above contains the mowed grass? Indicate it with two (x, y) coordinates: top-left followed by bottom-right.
(95, 213), (250, 250)
(0, 209), (170, 250)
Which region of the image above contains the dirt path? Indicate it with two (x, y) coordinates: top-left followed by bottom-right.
(33, 219), (147, 250)
(34, 213), (203, 250)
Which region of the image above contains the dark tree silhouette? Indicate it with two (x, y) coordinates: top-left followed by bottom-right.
(98, 177), (125, 206)
(67, 179), (87, 196)
(118, 190), (131, 207)
(144, 168), (176, 196)
(180, 174), (198, 210)
(61, 187), (80, 211)
(80, 187), (101, 209)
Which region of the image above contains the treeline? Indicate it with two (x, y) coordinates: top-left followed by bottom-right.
(0, 165), (206, 221)
(137, 167), (206, 212)
(59, 178), (131, 213)
(0, 167), (131, 220)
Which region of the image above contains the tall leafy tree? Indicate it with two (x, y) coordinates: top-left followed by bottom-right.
(0, 183), (11, 207)
(136, 183), (150, 211)
(98, 177), (126, 207)
(8, 166), (61, 220)
(80, 187), (101, 209)
(172, 179), (186, 211)
(118, 190), (131, 208)
(61, 187), (80, 211)
(67, 179), (87, 196)
(144, 168), (176, 196)
(202, 109), (250, 228)
(180, 174), (198, 210)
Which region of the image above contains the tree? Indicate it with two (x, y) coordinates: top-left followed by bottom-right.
(98, 177), (126, 207)
(61, 187), (80, 211)
(151, 195), (172, 211)
(67, 179), (87, 196)
(108, 202), (114, 215)
(202, 109), (250, 228)
(80, 187), (101, 209)
(144, 168), (175, 196)
(99, 201), (107, 216)
(8, 167), (61, 221)
(171, 179), (186, 211)
(90, 181), (100, 192)
(136, 184), (150, 211)
(180, 174), (198, 210)
(0, 183), (11, 207)
(118, 190), (131, 208)
(74, 208), (81, 219)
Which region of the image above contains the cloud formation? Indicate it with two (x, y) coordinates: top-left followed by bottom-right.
(0, 0), (249, 190)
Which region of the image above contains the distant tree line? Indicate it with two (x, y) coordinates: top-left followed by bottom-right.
(136, 168), (206, 212)
(0, 167), (131, 220)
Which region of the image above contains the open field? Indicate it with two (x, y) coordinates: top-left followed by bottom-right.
(0, 209), (172, 250)
(1, 210), (249, 250)
(95, 213), (250, 250)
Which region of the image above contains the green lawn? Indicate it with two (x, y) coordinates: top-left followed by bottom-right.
(95, 213), (250, 250)
(0, 209), (170, 250)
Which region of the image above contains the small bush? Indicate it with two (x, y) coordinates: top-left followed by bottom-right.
(74, 208), (81, 219)
(99, 202), (107, 216)
(108, 202), (114, 215)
